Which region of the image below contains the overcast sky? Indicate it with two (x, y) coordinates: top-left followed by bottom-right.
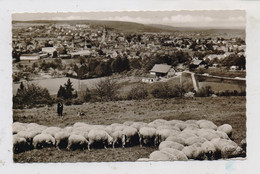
(12, 10), (245, 29)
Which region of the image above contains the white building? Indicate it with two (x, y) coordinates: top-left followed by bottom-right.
(20, 54), (40, 60)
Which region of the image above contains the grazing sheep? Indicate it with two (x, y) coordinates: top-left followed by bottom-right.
(13, 134), (29, 153)
(165, 136), (186, 145)
(122, 126), (139, 147)
(182, 143), (205, 160)
(149, 150), (177, 161)
(157, 125), (180, 131)
(185, 120), (198, 125)
(17, 130), (40, 146)
(148, 119), (168, 128)
(240, 139), (246, 152)
(179, 132), (197, 140)
(13, 122), (27, 134)
(111, 130), (125, 148)
(182, 126), (200, 134)
(197, 131), (220, 141)
(42, 127), (62, 137)
(174, 122), (189, 131)
(185, 136), (207, 146)
(159, 141), (184, 151)
(26, 124), (47, 134)
(33, 133), (56, 149)
(139, 127), (157, 147)
(160, 148), (188, 161)
(73, 122), (89, 128)
(54, 131), (71, 149)
(197, 120), (217, 130)
(67, 134), (88, 150)
(156, 129), (180, 145)
(211, 138), (244, 158)
(166, 120), (183, 127)
(63, 126), (73, 133)
(215, 131), (229, 140)
(123, 121), (134, 126)
(217, 124), (232, 138)
(88, 129), (113, 150)
(130, 122), (148, 131)
(201, 141), (217, 160)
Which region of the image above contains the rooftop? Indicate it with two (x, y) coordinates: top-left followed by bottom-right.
(150, 64), (172, 74)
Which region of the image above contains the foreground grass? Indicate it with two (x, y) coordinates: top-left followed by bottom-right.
(13, 96), (246, 162)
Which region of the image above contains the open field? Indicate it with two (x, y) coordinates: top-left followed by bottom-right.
(13, 96), (246, 162)
(199, 82), (244, 92)
(204, 68), (246, 78)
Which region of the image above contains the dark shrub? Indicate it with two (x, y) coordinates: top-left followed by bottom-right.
(127, 84), (148, 100)
(195, 86), (213, 97)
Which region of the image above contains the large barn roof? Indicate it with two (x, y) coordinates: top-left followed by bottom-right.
(150, 64), (172, 73)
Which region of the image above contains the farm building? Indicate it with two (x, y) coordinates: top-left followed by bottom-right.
(150, 64), (175, 78)
(190, 59), (206, 69)
(42, 47), (57, 56)
(20, 54), (40, 61)
(71, 50), (91, 58)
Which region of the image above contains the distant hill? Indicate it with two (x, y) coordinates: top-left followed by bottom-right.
(12, 20), (245, 37)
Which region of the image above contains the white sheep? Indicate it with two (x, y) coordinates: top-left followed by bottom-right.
(211, 138), (244, 158)
(67, 133), (88, 150)
(88, 129), (113, 150)
(42, 127), (62, 137)
(123, 121), (134, 126)
(26, 124), (47, 134)
(182, 143), (205, 160)
(17, 130), (40, 145)
(240, 139), (246, 152)
(160, 148), (188, 161)
(156, 125), (180, 131)
(185, 120), (198, 125)
(13, 134), (29, 153)
(63, 126), (73, 133)
(165, 136), (186, 145)
(122, 126), (139, 147)
(215, 130), (229, 140)
(139, 127), (157, 147)
(182, 126), (200, 134)
(149, 150), (177, 161)
(13, 122), (27, 134)
(197, 130), (220, 141)
(201, 141), (217, 160)
(32, 133), (56, 149)
(166, 120), (183, 127)
(156, 129), (180, 144)
(173, 122), (186, 131)
(197, 120), (217, 130)
(130, 122), (148, 131)
(179, 132), (197, 140)
(111, 130), (125, 148)
(148, 119), (168, 128)
(184, 136), (207, 146)
(54, 131), (71, 149)
(217, 124), (232, 138)
(73, 122), (89, 128)
(159, 141), (184, 151)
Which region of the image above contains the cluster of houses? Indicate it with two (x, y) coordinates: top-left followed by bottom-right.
(12, 22), (246, 81)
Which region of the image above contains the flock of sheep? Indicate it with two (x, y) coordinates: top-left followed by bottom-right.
(13, 119), (246, 161)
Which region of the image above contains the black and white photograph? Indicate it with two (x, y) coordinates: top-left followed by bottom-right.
(11, 10), (247, 163)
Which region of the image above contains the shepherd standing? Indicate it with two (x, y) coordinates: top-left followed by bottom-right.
(57, 101), (63, 117)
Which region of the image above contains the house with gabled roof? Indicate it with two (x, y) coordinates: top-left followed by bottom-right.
(150, 64), (175, 78)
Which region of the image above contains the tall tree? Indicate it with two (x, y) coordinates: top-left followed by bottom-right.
(64, 79), (74, 100)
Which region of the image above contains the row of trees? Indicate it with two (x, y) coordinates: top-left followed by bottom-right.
(69, 56), (130, 79)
